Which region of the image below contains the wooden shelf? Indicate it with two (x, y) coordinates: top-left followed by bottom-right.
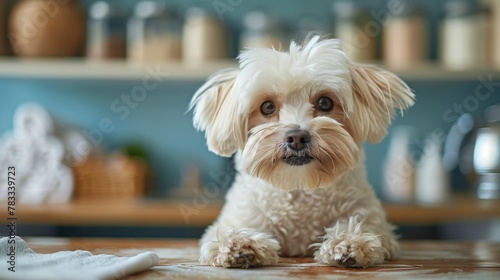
(0, 58), (237, 81)
(391, 63), (500, 81)
(384, 197), (500, 225)
(2, 199), (225, 227)
(1, 196), (498, 227)
(0, 58), (499, 81)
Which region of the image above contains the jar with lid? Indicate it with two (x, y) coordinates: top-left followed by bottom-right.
(9, 0), (86, 57)
(240, 10), (287, 50)
(383, 1), (427, 70)
(440, 0), (489, 70)
(182, 7), (228, 64)
(86, 1), (127, 59)
(127, 1), (181, 63)
(333, 1), (376, 62)
(0, 0), (6, 56)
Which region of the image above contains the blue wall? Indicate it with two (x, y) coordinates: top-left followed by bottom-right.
(2, 78), (499, 197)
(0, 79), (230, 196)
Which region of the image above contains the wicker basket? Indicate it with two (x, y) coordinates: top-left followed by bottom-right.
(72, 154), (147, 200)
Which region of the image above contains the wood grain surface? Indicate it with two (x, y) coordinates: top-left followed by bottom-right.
(24, 238), (500, 279)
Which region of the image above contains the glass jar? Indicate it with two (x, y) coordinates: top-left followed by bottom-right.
(240, 10), (286, 50)
(440, 0), (489, 70)
(127, 1), (181, 63)
(182, 7), (228, 64)
(86, 1), (127, 59)
(333, 1), (376, 62)
(383, 2), (427, 70)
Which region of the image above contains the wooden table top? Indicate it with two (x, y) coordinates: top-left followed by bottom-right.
(25, 238), (500, 279)
(3, 195), (499, 226)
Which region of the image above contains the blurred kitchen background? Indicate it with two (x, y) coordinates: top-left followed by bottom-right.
(0, 0), (499, 240)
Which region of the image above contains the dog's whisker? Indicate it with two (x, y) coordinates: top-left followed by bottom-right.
(271, 142), (284, 165)
(312, 132), (334, 165)
(248, 127), (278, 156)
(247, 125), (285, 165)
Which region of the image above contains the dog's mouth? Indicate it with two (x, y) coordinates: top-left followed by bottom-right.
(283, 155), (314, 166)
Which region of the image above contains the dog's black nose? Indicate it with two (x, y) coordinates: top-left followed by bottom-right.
(285, 130), (311, 151)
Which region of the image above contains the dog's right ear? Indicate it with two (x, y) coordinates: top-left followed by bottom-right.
(189, 69), (244, 157)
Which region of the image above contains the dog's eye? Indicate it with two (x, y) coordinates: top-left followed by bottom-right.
(317, 97), (334, 112)
(260, 101), (276, 116)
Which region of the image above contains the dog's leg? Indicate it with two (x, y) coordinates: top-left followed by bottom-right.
(199, 224), (281, 268)
(313, 216), (399, 268)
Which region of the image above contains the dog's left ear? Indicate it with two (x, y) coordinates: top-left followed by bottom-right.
(350, 64), (415, 143)
(189, 69), (245, 157)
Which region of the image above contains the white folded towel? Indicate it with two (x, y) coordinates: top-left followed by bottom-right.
(0, 236), (160, 280)
(0, 132), (34, 181)
(14, 103), (54, 138)
(0, 103), (94, 204)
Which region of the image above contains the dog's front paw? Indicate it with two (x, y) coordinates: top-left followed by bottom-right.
(313, 219), (388, 268)
(200, 228), (280, 268)
(316, 237), (386, 268)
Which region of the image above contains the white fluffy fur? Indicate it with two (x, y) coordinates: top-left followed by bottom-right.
(190, 36), (414, 268)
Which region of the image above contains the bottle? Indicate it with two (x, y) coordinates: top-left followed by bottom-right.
(182, 7), (228, 64)
(383, 1), (427, 69)
(440, 0), (489, 70)
(240, 10), (286, 50)
(333, 1), (376, 62)
(86, 1), (127, 59)
(127, 1), (181, 63)
(382, 127), (415, 204)
(415, 137), (450, 204)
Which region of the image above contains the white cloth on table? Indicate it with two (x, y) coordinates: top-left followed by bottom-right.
(0, 236), (160, 280)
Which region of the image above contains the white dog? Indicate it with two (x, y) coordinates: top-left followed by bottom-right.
(190, 36), (414, 268)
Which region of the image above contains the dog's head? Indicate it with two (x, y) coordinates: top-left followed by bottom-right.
(190, 36), (414, 191)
